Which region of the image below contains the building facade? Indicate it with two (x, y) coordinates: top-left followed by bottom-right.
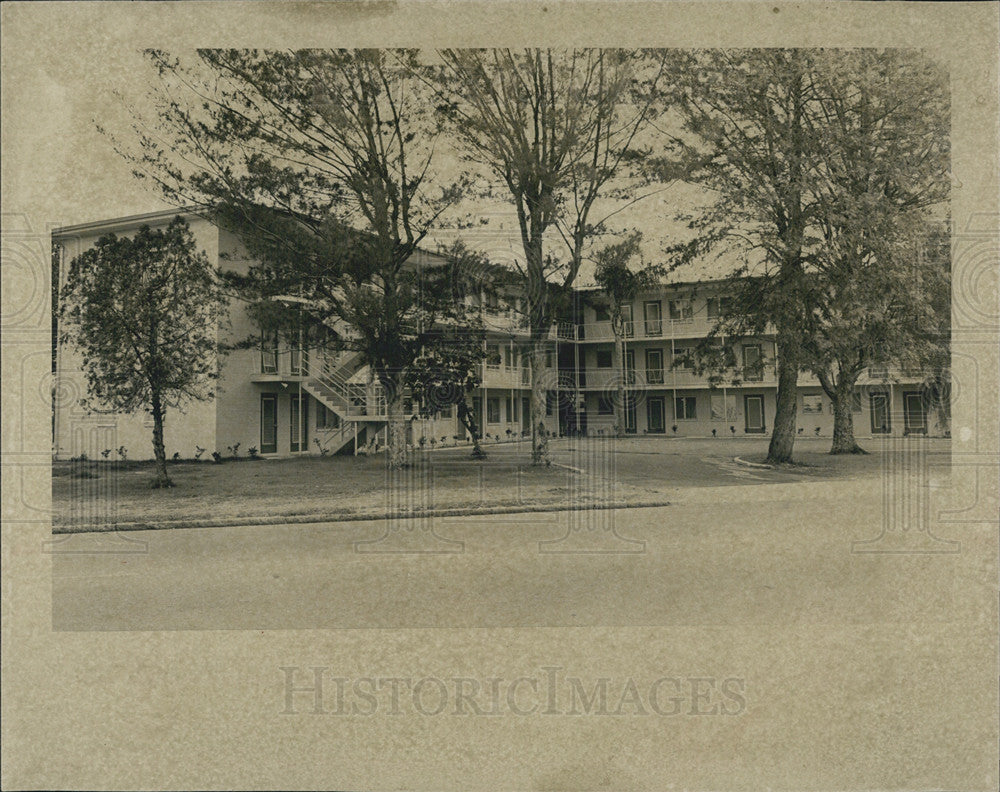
(52, 209), (946, 461)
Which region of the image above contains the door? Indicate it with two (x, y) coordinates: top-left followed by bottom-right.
(744, 395), (765, 433)
(870, 392), (891, 434)
(903, 391), (927, 435)
(742, 344), (763, 382)
(647, 397), (665, 433)
(290, 394), (309, 452)
(625, 395), (637, 434)
(624, 349), (635, 385)
(260, 394), (278, 454)
(643, 300), (662, 337)
(645, 348), (664, 384)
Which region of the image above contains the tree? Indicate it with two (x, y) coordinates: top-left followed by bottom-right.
(403, 240), (490, 458)
(110, 49), (466, 467)
(802, 50), (950, 453)
(435, 49), (669, 464)
(592, 232), (664, 436)
(664, 49), (822, 464)
(407, 329), (489, 459)
(59, 217), (225, 487)
(663, 49), (948, 462)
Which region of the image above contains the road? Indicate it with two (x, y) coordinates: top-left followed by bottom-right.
(51, 476), (978, 631)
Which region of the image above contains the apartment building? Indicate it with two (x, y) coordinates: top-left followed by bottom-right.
(52, 209), (944, 461)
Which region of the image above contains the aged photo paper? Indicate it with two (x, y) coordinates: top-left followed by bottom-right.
(2, 1), (998, 789)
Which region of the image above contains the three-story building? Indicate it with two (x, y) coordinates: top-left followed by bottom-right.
(52, 209), (943, 460)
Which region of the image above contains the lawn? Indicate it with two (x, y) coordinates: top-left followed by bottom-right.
(52, 446), (637, 530)
(52, 435), (950, 531)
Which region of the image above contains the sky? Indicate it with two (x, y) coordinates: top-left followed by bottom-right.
(3, 10), (741, 288)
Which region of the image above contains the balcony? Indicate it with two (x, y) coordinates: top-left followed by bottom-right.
(579, 366), (778, 390)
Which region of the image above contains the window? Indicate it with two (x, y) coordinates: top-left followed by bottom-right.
(643, 301), (662, 336)
(439, 404), (453, 419)
(485, 344), (501, 369)
(672, 347), (693, 370)
(260, 394), (278, 454)
(594, 303), (611, 322)
(801, 394), (823, 414)
(710, 393), (738, 421)
(742, 344), (763, 382)
(598, 395), (614, 415)
(505, 396), (519, 423)
(289, 329), (307, 375)
(674, 396), (697, 420)
(596, 347), (613, 368)
(621, 303), (634, 338)
(546, 391), (555, 416)
(260, 330), (278, 374)
(646, 349), (664, 384)
(484, 291), (500, 311)
(668, 299), (693, 322)
(503, 345), (516, 369)
(487, 397), (501, 424)
(545, 350), (554, 368)
(706, 297), (733, 320)
(624, 349), (635, 384)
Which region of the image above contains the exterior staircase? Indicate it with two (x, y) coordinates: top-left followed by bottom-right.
(301, 350), (387, 455)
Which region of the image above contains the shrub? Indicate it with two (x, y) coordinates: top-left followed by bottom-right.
(711, 428), (717, 438)
(100, 448), (111, 459)
(419, 435), (427, 447)
(729, 426), (736, 435)
(227, 442), (241, 459)
(117, 445), (127, 460)
(671, 425), (678, 434)
(211, 451), (223, 463)
(171, 452), (181, 463)
(248, 446), (259, 459)
(194, 445), (206, 460)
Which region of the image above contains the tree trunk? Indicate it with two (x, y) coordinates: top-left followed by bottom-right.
(383, 371), (409, 469)
(457, 398), (486, 459)
(529, 338), (550, 465)
(612, 324), (626, 438)
(766, 333), (799, 464)
(830, 373), (866, 454)
(149, 389), (173, 488)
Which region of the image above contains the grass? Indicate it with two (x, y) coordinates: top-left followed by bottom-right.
(52, 436), (950, 531)
(52, 451), (624, 530)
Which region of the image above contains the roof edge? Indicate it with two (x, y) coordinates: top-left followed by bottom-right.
(52, 205), (208, 238)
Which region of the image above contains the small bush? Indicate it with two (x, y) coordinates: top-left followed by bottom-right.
(211, 451), (223, 464)
(117, 446), (127, 460)
(194, 446), (206, 460)
(227, 442), (241, 459)
(100, 448), (111, 460)
(171, 452), (181, 463)
(248, 446), (259, 459)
